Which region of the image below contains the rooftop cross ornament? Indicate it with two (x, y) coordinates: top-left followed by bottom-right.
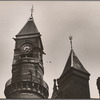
(69, 35), (73, 67)
(30, 5), (34, 17)
(69, 35), (73, 49)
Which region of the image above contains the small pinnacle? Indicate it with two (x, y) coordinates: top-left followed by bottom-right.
(69, 35), (73, 49)
(54, 79), (56, 82)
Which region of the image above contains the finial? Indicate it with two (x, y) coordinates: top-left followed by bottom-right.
(69, 35), (73, 49)
(30, 5), (34, 17)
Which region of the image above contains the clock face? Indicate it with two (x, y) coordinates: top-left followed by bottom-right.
(21, 43), (33, 53)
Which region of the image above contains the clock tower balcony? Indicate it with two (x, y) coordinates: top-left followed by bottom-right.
(5, 76), (49, 99)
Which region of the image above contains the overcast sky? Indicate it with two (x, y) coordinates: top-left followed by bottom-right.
(0, 1), (100, 98)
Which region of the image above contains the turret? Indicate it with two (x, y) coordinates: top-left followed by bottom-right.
(52, 36), (90, 99)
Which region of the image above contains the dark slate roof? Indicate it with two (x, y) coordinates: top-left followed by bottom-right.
(60, 49), (90, 78)
(16, 17), (39, 36)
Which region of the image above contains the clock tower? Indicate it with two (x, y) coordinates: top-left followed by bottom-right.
(4, 7), (49, 99)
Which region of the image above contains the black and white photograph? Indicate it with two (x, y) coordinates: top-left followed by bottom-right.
(0, 1), (100, 99)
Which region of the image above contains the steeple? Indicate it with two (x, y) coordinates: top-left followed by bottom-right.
(60, 36), (90, 79)
(16, 6), (39, 37)
(52, 36), (90, 99)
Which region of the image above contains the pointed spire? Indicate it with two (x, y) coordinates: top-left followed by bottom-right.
(69, 35), (73, 49)
(30, 5), (34, 18)
(59, 37), (90, 79)
(16, 6), (39, 36)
